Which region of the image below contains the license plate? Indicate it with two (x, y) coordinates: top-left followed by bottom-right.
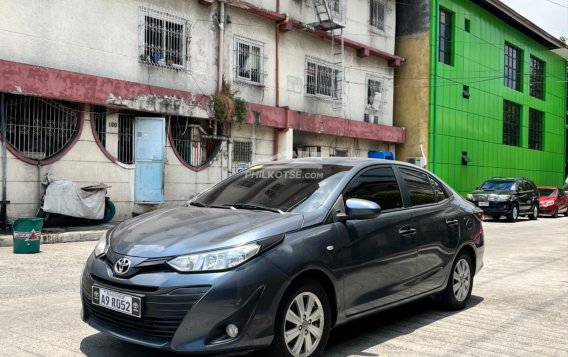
(92, 286), (141, 318)
(478, 202), (489, 207)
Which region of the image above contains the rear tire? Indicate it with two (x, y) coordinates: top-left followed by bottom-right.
(441, 252), (474, 310)
(266, 279), (331, 357)
(528, 204), (538, 220)
(506, 204), (519, 222)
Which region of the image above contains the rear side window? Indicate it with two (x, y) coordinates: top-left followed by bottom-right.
(344, 167), (403, 211)
(429, 176), (448, 202)
(400, 168), (440, 206)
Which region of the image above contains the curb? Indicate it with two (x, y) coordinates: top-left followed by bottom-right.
(0, 230), (107, 248)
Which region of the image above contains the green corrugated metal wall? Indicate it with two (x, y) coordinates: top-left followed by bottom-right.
(428, 0), (567, 196)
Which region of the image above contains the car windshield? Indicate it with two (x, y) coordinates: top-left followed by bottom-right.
(538, 188), (557, 197)
(480, 180), (515, 190)
(192, 163), (351, 213)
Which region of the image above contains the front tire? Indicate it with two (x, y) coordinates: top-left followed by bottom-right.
(507, 204), (519, 222)
(528, 204), (538, 220)
(441, 252), (474, 310)
(267, 279), (331, 357)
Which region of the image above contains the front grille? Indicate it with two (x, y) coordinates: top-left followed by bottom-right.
(83, 278), (209, 340)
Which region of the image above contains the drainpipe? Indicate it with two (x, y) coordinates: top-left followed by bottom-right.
(431, 0), (439, 174)
(1, 93), (7, 229)
(274, 8), (290, 160)
(217, 0), (226, 94)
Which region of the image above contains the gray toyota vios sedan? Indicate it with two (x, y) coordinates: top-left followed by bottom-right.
(81, 158), (484, 356)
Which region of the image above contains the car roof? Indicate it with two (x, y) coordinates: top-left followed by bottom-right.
(486, 177), (526, 181)
(258, 158), (419, 170)
(537, 186), (558, 189)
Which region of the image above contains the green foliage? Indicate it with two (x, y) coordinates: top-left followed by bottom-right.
(211, 79), (247, 123)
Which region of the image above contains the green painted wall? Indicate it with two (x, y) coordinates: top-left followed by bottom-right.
(428, 0), (567, 196)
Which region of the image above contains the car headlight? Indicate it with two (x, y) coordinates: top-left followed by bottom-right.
(466, 193), (474, 201)
(94, 232), (109, 258)
(167, 243), (261, 272)
(489, 194), (510, 202)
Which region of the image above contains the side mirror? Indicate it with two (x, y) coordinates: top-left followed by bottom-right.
(345, 198), (381, 220)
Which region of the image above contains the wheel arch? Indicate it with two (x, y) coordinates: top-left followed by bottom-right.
(457, 243), (477, 276)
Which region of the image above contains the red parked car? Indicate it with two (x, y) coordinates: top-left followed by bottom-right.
(538, 186), (568, 218)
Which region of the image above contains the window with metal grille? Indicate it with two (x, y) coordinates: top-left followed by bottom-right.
(234, 37), (264, 85)
(311, 0), (343, 20)
(529, 56), (545, 99)
(503, 100), (521, 147)
(3, 94), (80, 162)
(295, 146), (321, 158)
(370, 0), (385, 31)
(332, 149), (348, 157)
(528, 109), (543, 151)
(233, 141), (252, 163)
(364, 77), (384, 124)
(139, 7), (187, 70)
(504, 43), (522, 91)
(169, 117), (223, 168)
(306, 57), (339, 98)
(439, 8), (453, 65)
(92, 107), (135, 165)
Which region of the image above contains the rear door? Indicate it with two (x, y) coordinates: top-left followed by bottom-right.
(134, 117), (165, 204)
(397, 167), (461, 294)
(517, 181), (532, 212)
(336, 165), (417, 315)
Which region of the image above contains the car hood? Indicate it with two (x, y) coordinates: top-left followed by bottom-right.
(470, 189), (515, 196)
(109, 207), (304, 258)
(538, 196), (556, 202)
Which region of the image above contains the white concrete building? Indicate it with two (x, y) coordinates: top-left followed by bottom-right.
(0, 0), (405, 223)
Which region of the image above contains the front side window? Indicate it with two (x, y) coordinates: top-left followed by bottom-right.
(504, 43), (522, 91)
(370, 0), (385, 31)
(529, 56), (545, 99)
(139, 7), (187, 69)
(503, 100), (521, 147)
(344, 167), (404, 211)
(193, 164), (351, 213)
(234, 37), (263, 85)
(306, 57), (339, 98)
(528, 108), (543, 151)
(439, 8), (453, 65)
(400, 168), (439, 206)
(3, 94), (80, 163)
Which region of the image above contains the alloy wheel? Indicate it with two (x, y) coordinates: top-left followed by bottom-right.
(284, 292), (324, 357)
(452, 259), (471, 302)
(512, 206), (518, 220)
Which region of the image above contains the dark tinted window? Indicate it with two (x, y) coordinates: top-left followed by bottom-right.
(194, 164), (351, 213)
(400, 168), (438, 206)
(429, 176), (447, 202)
(538, 188), (557, 197)
(520, 181), (532, 191)
(344, 167), (403, 211)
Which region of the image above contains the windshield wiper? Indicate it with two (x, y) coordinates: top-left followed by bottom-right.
(230, 203), (284, 214)
(190, 202), (235, 209)
(189, 201), (208, 207)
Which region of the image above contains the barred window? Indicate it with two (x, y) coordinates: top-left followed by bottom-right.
(439, 8), (453, 65)
(234, 37), (264, 85)
(370, 0), (385, 31)
(93, 107), (135, 164)
(528, 109), (543, 151)
(306, 57), (339, 98)
(233, 141), (252, 163)
(139, 7), (187, 70)
(169, 117), (223, 168)
(504, 43), (522, 91)
(3, 94), (80, 162)
(529, 56), (545, 100)
(332, 149), (348, 157)
(503, 100), (521, 147)
(296, 146), (321, 158)
(364, 77), (384, 124)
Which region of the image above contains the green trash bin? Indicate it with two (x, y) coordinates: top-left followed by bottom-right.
(13, 218), (43, 254)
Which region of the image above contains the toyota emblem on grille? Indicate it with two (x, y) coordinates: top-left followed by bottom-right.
(114, 258), (131, 275)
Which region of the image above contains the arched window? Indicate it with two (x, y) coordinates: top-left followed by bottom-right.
(3, 94), (81, 164)
(92, 106), (135, 164)
(169, 116), (223, 170)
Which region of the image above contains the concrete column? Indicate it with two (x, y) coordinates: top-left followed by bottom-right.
(277, 128), (294, 160)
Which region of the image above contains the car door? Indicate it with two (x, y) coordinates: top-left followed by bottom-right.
(517, 181), (532, 212)
(397, 167), (461, 294)
(559, 189), (568, 213)
(335, 165), (417, 316)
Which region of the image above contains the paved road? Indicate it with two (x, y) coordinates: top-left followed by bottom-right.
(0, 216), (566, 356)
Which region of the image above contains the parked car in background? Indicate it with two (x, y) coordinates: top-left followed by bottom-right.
(537, 186), (568, 218)
(81, 159), (484, 356)
(467, 177), (539, 222)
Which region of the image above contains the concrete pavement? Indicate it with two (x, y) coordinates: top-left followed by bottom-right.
(0, 216), (566, 356)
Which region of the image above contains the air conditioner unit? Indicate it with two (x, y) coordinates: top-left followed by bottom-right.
(407, 157), (426, 167)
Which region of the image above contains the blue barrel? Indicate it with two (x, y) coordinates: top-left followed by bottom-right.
(368, 151), (395, 160)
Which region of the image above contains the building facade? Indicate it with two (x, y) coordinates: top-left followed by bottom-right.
(0, 0), (405, 222)
(395, 0), (568, 195)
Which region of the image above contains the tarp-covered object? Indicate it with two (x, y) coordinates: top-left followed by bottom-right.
(42, 174), (108, 220)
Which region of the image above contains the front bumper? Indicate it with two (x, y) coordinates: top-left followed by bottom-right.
(81, 252), (289, 353)
(468, 200), (512, 215)
(538, 205), (557, 215)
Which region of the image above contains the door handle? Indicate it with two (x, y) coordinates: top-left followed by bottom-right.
(446, 218), (459, 226)
(399, 227), (417, 236)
